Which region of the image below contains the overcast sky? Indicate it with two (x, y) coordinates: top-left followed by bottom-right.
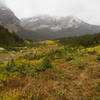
(1, 0), (100, 25)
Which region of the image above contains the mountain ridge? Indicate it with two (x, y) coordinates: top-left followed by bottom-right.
(0, 6), (100, 41)
(21, 15), (100, 31)
(20, 15), (100, 41)
(0, 6), (21, 32)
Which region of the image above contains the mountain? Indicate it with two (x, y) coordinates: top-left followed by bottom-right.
(0, 6), (38, 40)
(0, 5), (100, 41)
(21, 15), (85, 31)
(0, 6), (21, 32)
(21, 15), (100, 41)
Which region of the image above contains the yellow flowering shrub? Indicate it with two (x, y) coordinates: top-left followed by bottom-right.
(0, 61), (8, 67)
(24, 40), (31, 45)
(45, 40), (55, 45)
(0, 73), (8, 88)
(86, 47), (96, 54)
(0, 90), (26, 100)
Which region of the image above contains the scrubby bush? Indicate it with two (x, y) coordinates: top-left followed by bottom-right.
(56, 89), (67, 99)
(65, 55), (74, 61)
(5, 59), (15, 71)
(73, 58), (86, 69)
(35, 57), (53, 72)
(97, 55), (100, 60)
(5, 59), (35, 75)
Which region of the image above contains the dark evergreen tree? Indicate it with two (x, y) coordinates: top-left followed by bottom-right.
(0, 25), (23, 47)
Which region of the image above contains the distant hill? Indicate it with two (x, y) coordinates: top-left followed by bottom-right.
(0, 25), (22, 47)
(58, 33), (100, 47)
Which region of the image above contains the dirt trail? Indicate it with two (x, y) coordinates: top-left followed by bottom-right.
(0, 50), (33, 63)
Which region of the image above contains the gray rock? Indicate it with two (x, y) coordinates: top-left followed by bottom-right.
(0, 47), (5, 51)
(10, 54), (15, 58)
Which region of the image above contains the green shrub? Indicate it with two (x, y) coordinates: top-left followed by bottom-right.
(97, 55), (100, 60)
(87, 50), (97, 55)
(65, 54), (74, 61)
(46, 49), (61, 59)
(35, 57), (53, 72)
(5, 59), (15, 71)
(5, 59), (35, 75)
(55, 89), (67, 99)
(23, 53), (45, 60)
(73, 58), (85, 69)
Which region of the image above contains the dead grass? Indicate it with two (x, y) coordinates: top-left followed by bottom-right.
(0, 45), (100, 100)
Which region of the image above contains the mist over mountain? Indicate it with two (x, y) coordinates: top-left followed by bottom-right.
(0, 6), (38, 40)
(21, 15), (84, 31)
(0, 5), (100, 41)
(0, 5), (21, 32)
(21, 15), (100, 41)
(0, 0), (6, 7)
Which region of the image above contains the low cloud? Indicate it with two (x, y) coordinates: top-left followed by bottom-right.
(0, 0), (6, 7)
(3, 0), (100, 25)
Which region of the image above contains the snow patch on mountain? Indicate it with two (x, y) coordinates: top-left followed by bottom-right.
(21, 15), (85, 31)
(29, 18), (39, 22)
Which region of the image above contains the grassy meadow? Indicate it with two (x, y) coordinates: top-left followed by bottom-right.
(0, 39), (100, 100)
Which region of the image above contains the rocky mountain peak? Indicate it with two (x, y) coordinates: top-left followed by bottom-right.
(21, 15), (84, 31)
(0, 6), (20, 32)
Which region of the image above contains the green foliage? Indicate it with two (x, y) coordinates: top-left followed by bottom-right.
(56, 89), (67, 99)
(5, 59), (15, 71)
(5, 59), (35, 75)
(73, 58), (86, 69)
(35, 57), (53, 72)
(87, 50), (97, 55)
(1, 33), (100, 100)
(5, 47), (21, 51)
(0, 25), (23, 47)
(65, 55), (74, 61)
(23, 54), (45, 60)
(97, 55), (100, 60)
(59, 33), (100, 47)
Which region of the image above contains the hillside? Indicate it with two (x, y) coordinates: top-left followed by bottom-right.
(1, 6), (100, 41)
(58, 33), (100, 47)
(0, 25), (23, 47)
(0, 33), (100, 100)
(0, 6), (21, 32)
(21, 15), (100, 41)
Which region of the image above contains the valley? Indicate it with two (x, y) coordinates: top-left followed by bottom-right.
(0, 38), (100, 100)
(0, 2), (100, 100)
